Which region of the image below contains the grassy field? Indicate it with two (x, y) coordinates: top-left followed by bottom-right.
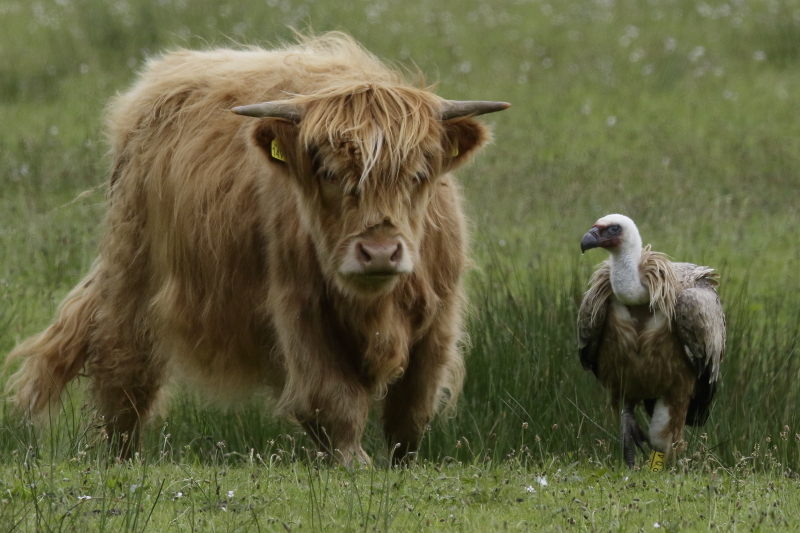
(3, 0), (800, 530)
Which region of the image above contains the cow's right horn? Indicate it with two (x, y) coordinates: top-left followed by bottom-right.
(440, 100), (511, 120)
(231, 101), (303, 122)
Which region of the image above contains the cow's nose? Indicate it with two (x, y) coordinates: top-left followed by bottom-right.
(356, 240), (403, 274)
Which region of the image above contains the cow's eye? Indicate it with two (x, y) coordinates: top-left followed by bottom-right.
(319, 169), (341, 186)
(413, 172), (426, 184)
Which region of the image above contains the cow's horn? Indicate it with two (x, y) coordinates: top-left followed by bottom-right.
(440, 100), (511, 120)
(231, 101), (303, 122)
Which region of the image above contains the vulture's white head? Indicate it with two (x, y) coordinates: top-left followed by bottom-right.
(581, 214), (649, 305)
(580, 214), (643, 256)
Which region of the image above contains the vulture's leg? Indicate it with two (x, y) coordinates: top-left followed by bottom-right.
(649, 397), (689, 459)
(645, 397), (681, 472)
(632, 416), (651, 453)
(621, 404), (636, 468)
(621, 402), (649, 468)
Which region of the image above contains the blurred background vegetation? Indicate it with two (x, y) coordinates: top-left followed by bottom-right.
(2, 0), (800, 470)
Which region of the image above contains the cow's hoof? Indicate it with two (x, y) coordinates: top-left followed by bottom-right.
(335, 447), (371, 469)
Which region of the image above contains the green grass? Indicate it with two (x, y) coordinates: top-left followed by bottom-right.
(3, 449), (799, 532)
(3, 0), (800, 530)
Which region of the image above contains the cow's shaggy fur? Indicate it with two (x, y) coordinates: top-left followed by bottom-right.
(5, 33), (495, 465)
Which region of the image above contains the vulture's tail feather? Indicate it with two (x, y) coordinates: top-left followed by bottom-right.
(686, 369), (717, 426)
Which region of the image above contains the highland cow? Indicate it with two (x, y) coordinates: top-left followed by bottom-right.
(6, 33), (508, 465)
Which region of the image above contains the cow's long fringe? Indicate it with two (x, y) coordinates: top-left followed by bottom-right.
(5, 262), (101, 414)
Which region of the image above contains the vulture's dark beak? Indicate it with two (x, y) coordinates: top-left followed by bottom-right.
(580, 228), (601, 254)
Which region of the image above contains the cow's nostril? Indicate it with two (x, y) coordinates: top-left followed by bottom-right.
(356, 242), (372, 264)
(390, 242), (403, 263)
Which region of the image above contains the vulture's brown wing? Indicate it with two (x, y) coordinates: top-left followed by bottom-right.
(577, 292), (608, 378)
(675, 280), (725, 379)
(674, 277), (726, 425)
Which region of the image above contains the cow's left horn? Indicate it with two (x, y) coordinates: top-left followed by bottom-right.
(440, 100), (511, 120)
(231, 101), (303, 122)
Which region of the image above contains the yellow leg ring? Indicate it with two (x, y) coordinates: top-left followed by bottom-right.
(647, 450), (666, 472)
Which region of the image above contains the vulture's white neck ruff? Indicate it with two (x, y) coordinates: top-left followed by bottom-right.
(606, 218), (650, 306)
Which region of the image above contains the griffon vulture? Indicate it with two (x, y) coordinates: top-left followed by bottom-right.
(578, 214), (725, 470)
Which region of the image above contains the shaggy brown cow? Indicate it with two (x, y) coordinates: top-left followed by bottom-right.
(6, 33), (508, 465)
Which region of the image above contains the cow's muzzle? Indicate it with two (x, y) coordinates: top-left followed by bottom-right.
(340, 237), (413, 278)
(356, 239), (404, 275)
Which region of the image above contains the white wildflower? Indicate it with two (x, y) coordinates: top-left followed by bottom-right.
(689, 46), (705, 63)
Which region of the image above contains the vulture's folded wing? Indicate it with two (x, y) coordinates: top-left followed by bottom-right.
(675, 280), (726, 425)
(675, 283), (725, 380)
(577, 293), (607, 377)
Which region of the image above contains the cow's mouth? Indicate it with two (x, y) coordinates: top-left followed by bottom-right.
(345, 272), (402, 283)
(337, 271), (405, 295)
(362, 270), (400, 278)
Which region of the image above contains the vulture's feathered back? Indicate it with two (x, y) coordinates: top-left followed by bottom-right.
(578, 214), (725, 469)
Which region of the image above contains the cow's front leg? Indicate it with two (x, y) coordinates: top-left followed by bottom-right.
(383, 309), (464, 465)
(294, 376), (372, 467)
(272, 299), (372, 467)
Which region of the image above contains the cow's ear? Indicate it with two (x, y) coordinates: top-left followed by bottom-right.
(441, 118), (492, 171)
(251, 119), (302, 168)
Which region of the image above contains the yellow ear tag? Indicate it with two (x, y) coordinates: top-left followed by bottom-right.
(271, 138), (286, 162)
(451, 141), (459, 157)
(647, 450), (665, 472)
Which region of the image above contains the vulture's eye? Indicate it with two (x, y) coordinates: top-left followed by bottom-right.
(607, 225), (621, 234)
